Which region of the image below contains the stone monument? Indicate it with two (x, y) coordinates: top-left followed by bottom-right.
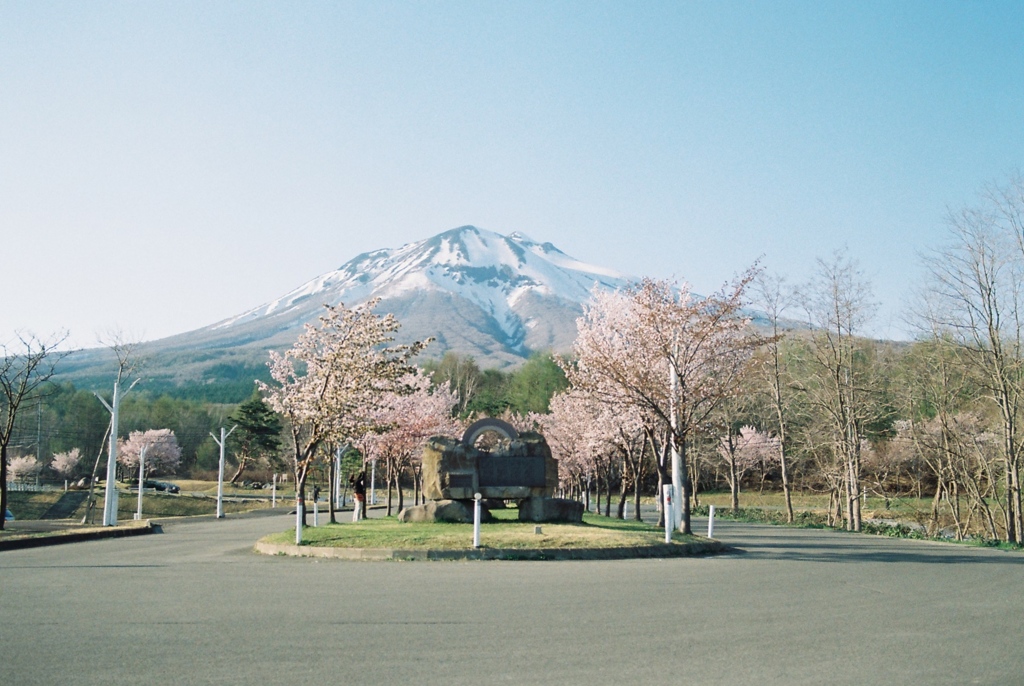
(398, 418), (583, 524)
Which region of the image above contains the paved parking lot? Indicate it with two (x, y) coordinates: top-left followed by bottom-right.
(1, 510), (1021, 685)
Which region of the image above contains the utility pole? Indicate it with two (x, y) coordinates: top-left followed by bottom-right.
(211, 426), (237, 519)
(334, 446), (341, 510)
(95, 378), (139, 527)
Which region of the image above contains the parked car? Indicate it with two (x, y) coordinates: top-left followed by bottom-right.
(143, 480), (180, 494)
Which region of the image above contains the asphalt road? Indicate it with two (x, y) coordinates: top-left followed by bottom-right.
(1, 511), (1022, 685)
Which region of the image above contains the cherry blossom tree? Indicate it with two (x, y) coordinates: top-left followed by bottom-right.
(50, 448), (82, 480)
(536, 389), (605, 507)
(258, 300), (427, 525)
(8, 455), (41, 484)
(603, 402), (648, 519)
(564, 273), (762, 533)
(531, 388), (646, 516)
(355, 371), (460, 515)
(117, 429), (182, 477)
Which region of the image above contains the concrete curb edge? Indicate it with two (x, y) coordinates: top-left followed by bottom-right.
(254, 538), (725, 561)
(0, 522), (156, 551)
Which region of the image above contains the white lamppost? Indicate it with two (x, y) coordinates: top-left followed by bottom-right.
(95, 378), (139, 527)
(334, 446), (342, 509)
(134, 444), (149, 521)
(211, 426), (237, 519)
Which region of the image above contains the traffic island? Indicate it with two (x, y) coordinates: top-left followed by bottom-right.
(255, 538), (723, 561)
(254, 511), (725, 561)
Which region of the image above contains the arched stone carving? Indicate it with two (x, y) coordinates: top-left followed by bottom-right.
(461, 418), (519, 448)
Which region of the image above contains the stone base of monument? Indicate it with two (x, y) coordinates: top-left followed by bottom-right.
(517, 497), (584, 524)
(397, 499), (495, 524)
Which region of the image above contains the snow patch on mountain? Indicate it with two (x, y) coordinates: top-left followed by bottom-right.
(212, 226), (634, 346)
(193, 225), (641, 367)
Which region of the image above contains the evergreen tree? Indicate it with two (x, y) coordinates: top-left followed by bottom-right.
(227, 390), (283, 483)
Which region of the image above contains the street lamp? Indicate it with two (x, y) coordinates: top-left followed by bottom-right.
(210, 426), (238, 519)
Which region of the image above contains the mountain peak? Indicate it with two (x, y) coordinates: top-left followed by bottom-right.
(189, 226), (636, 367)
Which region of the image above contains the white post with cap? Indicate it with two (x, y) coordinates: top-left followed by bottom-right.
(473, 493), (482, 549)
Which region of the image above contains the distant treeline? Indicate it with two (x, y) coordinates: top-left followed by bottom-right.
(7, 351), (567, 479)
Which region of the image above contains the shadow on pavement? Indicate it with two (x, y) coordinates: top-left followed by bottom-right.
(717, 525), (1024, 566)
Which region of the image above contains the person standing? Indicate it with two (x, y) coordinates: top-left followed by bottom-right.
(350, 470), (367, 522)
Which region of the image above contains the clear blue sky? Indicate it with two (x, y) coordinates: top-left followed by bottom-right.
(3, 1), (1023, 349)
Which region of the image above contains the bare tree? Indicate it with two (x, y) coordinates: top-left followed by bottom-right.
(427, 352), (481, 416)
(754, 272), (798, 522)
(798, 250), (877, 532)
(921, 180), (1024, 543)
(0, 332), (68, 530)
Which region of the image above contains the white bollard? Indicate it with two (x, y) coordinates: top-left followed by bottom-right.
(708, 505), (716, 538)
(624, 500), (629, 520)
(295, 498), (303, 545)
(663, 485), (673, 544)
(473, 493), (482, 549)
(272, 474), (277, 508)
(313, 500), (319, 527)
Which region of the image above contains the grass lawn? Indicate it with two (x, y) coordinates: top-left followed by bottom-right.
(6, 487), (273, 520)
(692, 490), (1023, 550)
(262, 509), (702, 550)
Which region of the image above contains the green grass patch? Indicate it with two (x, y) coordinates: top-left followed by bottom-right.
(263, 510), (701, 549)
(6, 488), (270, 520)
(693, 503), (830, 528)
(692, 497), (1024, 551)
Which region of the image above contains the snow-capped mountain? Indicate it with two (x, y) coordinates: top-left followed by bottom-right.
(210, 225), (631, 359)
(86, 226), (633, 381)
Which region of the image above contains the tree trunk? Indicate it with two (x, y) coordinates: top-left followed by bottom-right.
(0, 443), (8, 531)
(680, 438), (692, 535)
(779, 441), (794, 523)
(397, 469), (405, 513)
(386, 475), (394, 517)
(617, 469), (628, 519)
(604, 470), (612, 517)
(328, 452), (337, 524)
(634, 476), (643, 521)
(296, 468), (309, 528)
(229, 455), (250, 485)
(1010, 459), (1023, 544)
(729, 457), (739, 511)
(413, 465), (422, 506)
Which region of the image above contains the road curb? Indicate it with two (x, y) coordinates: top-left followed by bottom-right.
(254, 538), (724, 561)
(0, 522), (156, 551)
